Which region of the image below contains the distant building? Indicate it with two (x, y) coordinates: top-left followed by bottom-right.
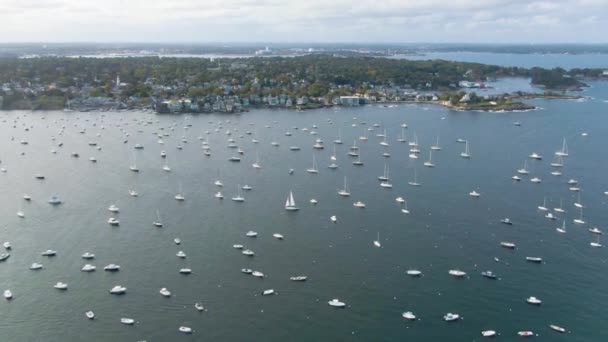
(339, 96), (362, 106)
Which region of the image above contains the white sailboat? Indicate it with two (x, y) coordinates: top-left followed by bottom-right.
(431, 136), (441, 150)
(408, 168), (421, 186)
(162, 156), (171, 172)
(423, 149), (435, 167)
(328, 144), (338, 169)
(460, 140), (471, 159)
(232, 185), (245, 202)
(174, 182), (185, 201)
(573, 207), (585, 224)
(397, 127), (407, 143)
(153, 210), (163, 227)
(214, 169), (223, 187)
(373, 232), (381, 247)
(352, 151), (363, 166)
(401, 200), (410, 214)
(306, 154), (319, 174)
(338, 177), (351, 196)
(556, 220), (566, 233)
(555, 138), (568, 157)
(380, 164), (392, 188)
(408, 133), (418, 147)
(517, 160), (530, 175)
(129, 152), (139, 172)
(285, 191), (299, 211)
(538, 197), (548, 211)
(252, 150), (262, 169)
(379, 129), (389, 146)
(334, 128), (343, 144)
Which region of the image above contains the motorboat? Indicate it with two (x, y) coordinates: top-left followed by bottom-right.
(273, 233), (284, 240)
(525, 257), (543, 263)
(549, 325), (566, 333)
(481, 271), (497, 279)
(48, 196), (62, 205)
(353, 201), (366, 208)
(107, 217), (119, 226)
(289, 276), (307, 281)
(500, 218), (513, 225)
(406, 269), (422, 277)
(526, 296), (542, 305)
(194, 303), (205, 311)
(110, 286), (126, 295)
(241, 268), (253, 274)
(330, 215), (337, 223)
(29, 263), (43, 270)
(85, 311), (95, 319)
(328, 299), (346, 308)
(469, 191), (480, 197)
(108, 204), (119, 213)
(242, 249), (255, 256)
(104, 264), (120, 272)
(517, 331), (534, 337)
(402, 311), (416, 320)
(246, 231), (258, 238)
(54, 282), (68, 290)
(481, 330), (497, 337)
(81, 252), (96, 259)
(448, 270), (466, 277)
(4, 290), (12, 299)
(179, 268), (192, 274)
(120, 318), (135, 325)
(262, 289), (275, 296)
(500, 242), (516, 249)
(41, 250), (57, 257)
(0, 253), (10, 262)
(81, 264), (96, 272)
(252, 271), (264, 278)
(176, 250), (187, 258)
(529, 152), (542, 160)
(443, 313), (460, 321)
(179, 326), (193, 334)
(159, 288), (171, 297)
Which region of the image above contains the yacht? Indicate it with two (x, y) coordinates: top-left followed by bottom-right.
(120, 318), (135, 325)
(537, 197), (548, 211)
(529, 152), (542, 160)
(353, 201), (366, 208)
(246, 231), (258, 238)
(153, 210), (163, 227)
(402, 311), (416, 320)
(82, 252), (95, 259)
(174, 238), (181, 245)
(406, 269), (422, 276)
(395, 197), (405, 203)
(23, 194), (31, 201)
(128, 189), (138, 197)
(310, 198), (318, 205)
(512, 175), (522, 181)
(54, 282), (68, 290)
(530, 177), (542, 183)
(110, 286), (127, 295)
(443, 313), (460, 321)
(3, 242), (11, 250)
(481, 331), (497, 337)
(159, 288), (171, 297)
(41, 250), (57, 257)
(525, 257), (543, 263)
(431, 136), (441, 150)
(589, 227), (603, 235)
(29, 263), (43, 270)
(81, 264), (96, 272)
(328, 299), (346, 308)
(104, 264), (120, 272)
(448, 270), (466, 277)
(179, 326), (193, 334)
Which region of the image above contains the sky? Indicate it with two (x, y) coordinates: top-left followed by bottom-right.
(0, 0), (607, 43)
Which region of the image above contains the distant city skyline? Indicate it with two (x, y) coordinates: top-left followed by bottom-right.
(1, 0), (607, 43)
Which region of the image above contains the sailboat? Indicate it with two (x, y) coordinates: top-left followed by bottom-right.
(555, 138), (568, 157)
(380, 129), (389, 146)
(401, 200), (410, 214)
(285, 191), (299, 211)
(460, 140), (471, 158)
(338, 177), (351, 196)
(352, 151), (363, 165)
(307, 154), (319, 174)
(334, 128), (343, 144)
(431, 136), (441, 151)
(554, 199), (565, 213)
(408, 133), (418, 147)
(162, 156), (171, 172)
(214, 169), (223, 187)
(129, 152), (139, 172)
(373, 232), (381, 247)
(538, 197), (548, 211)
(378, 162), (389, 181)
(357, 127), (367, 141)
(517, 160), (530, 175)
(174, 182), (185, 201)
(550, 155), (564, 168)
(347, 140), (359, 156)
(328, 144), (338, 169)
(408, 169), (421, 186)
(556, 220), (566, 233)
(380, 164), (392, 188)
(573, 207), (585, 224)
(153, 210), (163, 227)
(397, 127), (407, 143)
(232, 185), (245, 202)
(423, 149), (435, 167)
(590, 235), (603, 248)
(252, 150), (262, 169)
(574, 193), (583, 208)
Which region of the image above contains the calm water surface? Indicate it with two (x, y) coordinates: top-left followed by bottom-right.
(0, 83), (607, 341)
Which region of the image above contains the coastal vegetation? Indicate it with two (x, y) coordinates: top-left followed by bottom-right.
(0, 55), (604, 111)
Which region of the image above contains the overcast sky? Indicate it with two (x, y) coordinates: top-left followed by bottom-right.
(1, 0), (606, 43)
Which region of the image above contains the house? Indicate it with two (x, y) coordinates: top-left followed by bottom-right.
(339, 96), (361, 106)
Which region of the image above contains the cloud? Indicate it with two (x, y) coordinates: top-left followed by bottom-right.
(0, 0), (605, 42)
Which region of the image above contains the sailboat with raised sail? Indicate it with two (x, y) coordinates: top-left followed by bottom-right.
(214, 169), (223, 187)
(338, 176), (351, 196)
(380, 129), (389, 146)
(555, 138), (568, 157)
(424, 149), (435, 167)
(153, 210), (163, 227)
(328, 144), (338, 169)
(285, 191), (299, 211)
(373, 232), (381, 248)
(232, 185), (245, 202)
(129, 152), (139, 172)
(334, 128), (343, 144)
(174, 182), (185, 201)
(556, 219), (566, 233)
(408, 168), (421, 187)
(252, 149), (262, 169)
(397, 127), (407, 143)
(307, 154), (319, 174)
(431, 136), (441, 151)
(460, 140), (471, 159)
(378, 162), (389, 181)
(380, 164), (392, 188)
